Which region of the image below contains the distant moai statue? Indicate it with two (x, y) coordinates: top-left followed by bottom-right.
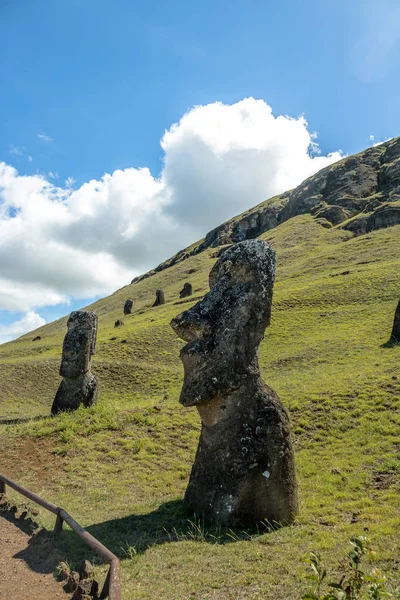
(124, 299), (133, 315)
(153, 289), (165, 307)
(170, 240), (298, 526)
(51, 311), (98, 415)
(391, 300), (400, 342)
(179, 282), (193, 299)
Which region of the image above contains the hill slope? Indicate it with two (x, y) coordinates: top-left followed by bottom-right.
(0, 139), (399, 599)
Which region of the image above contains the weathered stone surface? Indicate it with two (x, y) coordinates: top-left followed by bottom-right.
(179, 283), (193, 299)
(367, 203), (400, 231)
(170, 239), (298, 526)
(124, 299), (133, 315)
(153, 289), (165, 307)
(391, 301), (400, 343)
(51, 311), (98, 415)
(314, 204), (351, 225)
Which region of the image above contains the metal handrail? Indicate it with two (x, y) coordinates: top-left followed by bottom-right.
(0, 473), (121, 600)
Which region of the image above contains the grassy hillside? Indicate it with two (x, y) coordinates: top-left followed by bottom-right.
(0, 215), (399, 599)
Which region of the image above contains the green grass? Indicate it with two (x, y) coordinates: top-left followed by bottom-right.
(0, 215), (399, 599)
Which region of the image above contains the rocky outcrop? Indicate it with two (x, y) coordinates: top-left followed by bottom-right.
(124, 299), (133, 315)
(153, 289), (165, 307)
(51, 311), (98, 414)
(179, 283), (193, 299)
(114, 319), (124, 327)
(366, 203), (400, 231)
(170, 240), (298, 526)
(130, 136), (400, 285)
(391, 301), (400, 343)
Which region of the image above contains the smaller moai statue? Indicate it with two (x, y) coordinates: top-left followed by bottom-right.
(153, 289), (165, 307)
(51, 311), (98, 415)
(179, 282), (193, 299)
(124, 299), (133, 315)
(391, 300), (400, 343)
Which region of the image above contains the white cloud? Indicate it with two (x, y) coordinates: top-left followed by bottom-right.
(65, 176), (76, 188)
(37, 132), (53, 143)
(0, 98), (342, 319)
(28, 155), (33, 162)
(10, 145), (23, 156)
(0, 311), (46, 344)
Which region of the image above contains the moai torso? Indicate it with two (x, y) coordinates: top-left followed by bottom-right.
(60, 311), (97, 378)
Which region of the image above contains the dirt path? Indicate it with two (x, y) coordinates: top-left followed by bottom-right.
(0, 511), (69, 600)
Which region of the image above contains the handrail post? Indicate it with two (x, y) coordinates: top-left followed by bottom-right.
(0, 480), (5, 494)
(54, 513), (63, 534)
(100, 566), (111, 599)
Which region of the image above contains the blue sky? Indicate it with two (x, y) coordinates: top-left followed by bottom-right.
(0, 0), (399, 342)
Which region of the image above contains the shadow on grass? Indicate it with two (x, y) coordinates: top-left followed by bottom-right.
(0, 415), (51, 425)
(57, 499), (267, 563)
(380, 338), (400, 349)
(0, 500), (63, 576)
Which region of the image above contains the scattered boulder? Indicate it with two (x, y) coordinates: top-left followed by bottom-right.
(153, 289), (165, 307)
(51, 311), (98, 415)
(391, 300), (400, 343)
(170, 239), (298, 526)
(114, 319), (124, 327)
(124, 299), (133, 315)
(179, 282), (193, 299)
(32, 336), (41, 342)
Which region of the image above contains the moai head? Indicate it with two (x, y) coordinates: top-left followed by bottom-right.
(60, 311), (98, 379)
(179, 282), (193, 299)
(124, 299), (133, 315)
(391, 300), (400, 342)
(153, 289), (165, 307)
(171, 240), (276, 407)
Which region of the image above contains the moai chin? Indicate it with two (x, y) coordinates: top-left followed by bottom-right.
(51, 310), (98, 415)
(391, 300), (400, 343)
(170, 239), (298, 527)
(179, 282), (193, 299)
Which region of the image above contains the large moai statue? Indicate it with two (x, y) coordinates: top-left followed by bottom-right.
(153, 289), (165, 307)
(124, 299), (133, 315)
(391, 300), (400, 342)
(51, 311), (98, 415)
(179, 282), (193, 299)
(170, 240), (298, 527)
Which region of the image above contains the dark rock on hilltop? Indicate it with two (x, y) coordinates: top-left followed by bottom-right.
(171, 240), (298, 526)
(114, 319), (124, 327)
(32, 336), (41, 342)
